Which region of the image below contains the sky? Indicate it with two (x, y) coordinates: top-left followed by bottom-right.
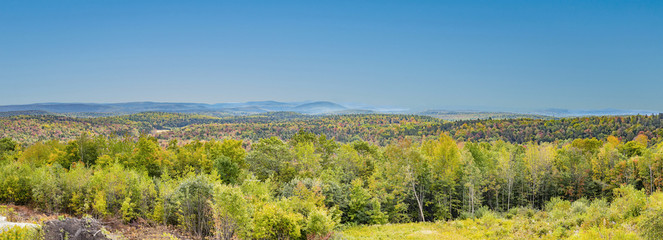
(1, 0), (662, 111)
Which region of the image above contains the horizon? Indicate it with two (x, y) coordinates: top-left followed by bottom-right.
(0, 100), (660, 115)
(2, 1), (662, 111)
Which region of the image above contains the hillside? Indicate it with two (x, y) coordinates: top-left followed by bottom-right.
(3, 112), (663, 145)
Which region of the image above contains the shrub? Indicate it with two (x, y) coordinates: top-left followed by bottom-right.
(305, 208), (336, 240)
(610, 185), (646, 221)
(582, 198), (610, 228)
(60, 163), (92, 215)
(214, 156), (241, 185)
(171, 175), (214, 238)
(151, 173), (179, 224)
(253, 202), (303, 240)
(88, 163), (157, 220)
(0, 225), (42, 240)
(0, 161), (34, 204)
(638, 192), (663, 240)
(121, 195), (136, 223)
(31, 165), (64, 213)
(212, 184), (252, 240)
(92, 190), (108, 218)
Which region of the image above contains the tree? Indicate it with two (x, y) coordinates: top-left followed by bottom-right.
(212, 185), (251, 240)
(132, 136), (163, 177)
(421, 133), (462, 220)
(523, 142), (554, 208)
(253, 202), (303, 240)
(246, 137), (294, 183)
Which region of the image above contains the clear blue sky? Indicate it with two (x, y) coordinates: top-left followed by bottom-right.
(1, 0), (662, 111)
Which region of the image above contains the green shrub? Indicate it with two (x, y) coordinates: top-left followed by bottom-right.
(171, 175), (214, 237)
(0, 161), (34, 204)
(638, 192), (663, 240)
(305, 208), (336, 240)
(212, 184), (252, 240)
(120, 195), (136, 223)
(582, 198), (610, 228)
(151, 173), (179, 224)
(213, 156), (241, 185)
(60, 163), (92, 215)
(0, 206), (17, 222)
(545, 197), (571, 220)
(0, 225), (42, 240)
(92, 190), (108, 218)
(253, 202), (303, 240)
(610, 185), (647, 221)
(88, 163), (156, 220)
(31, 165), (64, 213)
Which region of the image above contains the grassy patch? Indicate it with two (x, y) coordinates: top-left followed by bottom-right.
(342, 222), (466, 240)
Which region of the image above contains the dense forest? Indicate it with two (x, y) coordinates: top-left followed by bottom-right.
(2, 112), (663, 145)
(1, 112), (663, 239)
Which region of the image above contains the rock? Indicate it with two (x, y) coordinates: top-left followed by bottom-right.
(43, 217), (110, 240)
(0, 215), (40, 234)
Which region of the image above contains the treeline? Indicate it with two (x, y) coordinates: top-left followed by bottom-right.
(162, 114), (663, 145)
(448, 114), (663, 143)
(3, 113), (663, 146)
(1, 130), (663, 239)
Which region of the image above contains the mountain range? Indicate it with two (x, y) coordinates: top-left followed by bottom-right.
(0, 101), (659, 120)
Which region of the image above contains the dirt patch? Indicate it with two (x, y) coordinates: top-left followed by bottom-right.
(43, 217), (110, 240)
(1, 205), (188, 239)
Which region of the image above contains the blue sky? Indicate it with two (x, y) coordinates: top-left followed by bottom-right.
(1, 0), (662, 111)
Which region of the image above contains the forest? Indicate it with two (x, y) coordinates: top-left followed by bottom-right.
(1, 113), (663, 239)
(3, 112), (663, 145)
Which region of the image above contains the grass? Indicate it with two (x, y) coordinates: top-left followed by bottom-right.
(341, 213), (641, 240)
(342, 222), (467, 240)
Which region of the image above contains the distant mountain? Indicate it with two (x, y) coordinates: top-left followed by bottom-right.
(534, 108), (659, 117)
(0, 102), (210, 113)
(420, 110), (551, 121)
(0, 110), (53, 117)
(0, 102), (658, 119)
(331, 109), (378, 115)
(0, 101), (347, 116)
(293, 101), (347, 114)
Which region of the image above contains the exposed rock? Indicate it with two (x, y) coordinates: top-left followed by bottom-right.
(0, 215), (40, 234)
(43, 217), (110, 240)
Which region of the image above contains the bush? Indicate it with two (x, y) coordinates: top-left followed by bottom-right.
(88, 163), (156, 221)
(638, 192), (663, 240)
(610, 185), (647, 221)
(212, 184), (252, 240)
(60, 163), (92, 215)
(305, 208), (336, 240)
(253, 202), (303, 240)
(151, 173), (179, 224)
(120, 196), (136, 223)
(31, 165), (64, 213)
(582, 198), (610, 228)
(0, 225), (42, 240)
(171, 175), (214, 238)
(0, 161), (34, 204)
(214, 156), (241, 185)
(92, 190), (108, 218)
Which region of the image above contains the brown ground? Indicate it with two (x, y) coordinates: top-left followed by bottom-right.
(0, 204), (193, 240)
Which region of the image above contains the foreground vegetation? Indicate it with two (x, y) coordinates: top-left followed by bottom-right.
(345, 189), (663, 239)
(1, 113), (663, 239)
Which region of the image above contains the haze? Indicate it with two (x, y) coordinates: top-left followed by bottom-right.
(1, 1), (662, 111)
